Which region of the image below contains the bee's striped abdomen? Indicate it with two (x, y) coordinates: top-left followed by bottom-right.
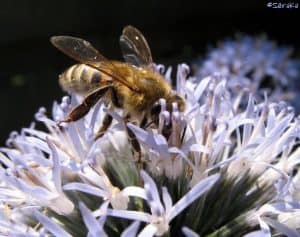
(59, 64), (109, 95)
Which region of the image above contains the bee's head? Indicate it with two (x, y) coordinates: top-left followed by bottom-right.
(150, 93), (185, 120)
(166, 93), (186, 112)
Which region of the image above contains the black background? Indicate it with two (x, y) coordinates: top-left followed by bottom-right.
(0, 0), (299, 145)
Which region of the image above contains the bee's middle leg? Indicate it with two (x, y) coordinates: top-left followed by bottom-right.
(126, 125), (143, 168)
(94, 87), (119, 139)
(94, 113), (113, 140)
(123, 114), (143, 168)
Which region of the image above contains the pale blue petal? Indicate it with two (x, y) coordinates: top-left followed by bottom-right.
(34, 210), (72, 237)
(168, 147), (188, 160)
(103, 209), (150, 223)
(122, 186), (147, 199)
(79, 202), (108, 237)
(243, 230), (271, 237)
(2, 175), (57, 201)
(128, 124), (169, 157)
(182, 226), (200, 237)
(194, 76), (212, 101)
(121, 221), (140, 237)
(189, 144), (210, 154)
(162, 187), (173, 214)
(66, 123), (85, 159)
(17, 136), (51, 154)
(140, 171), (164, 215)
(63, 182), (107, 197)
(127, 124), (154, 145)
(89, 102), (103, 133)
(22, 128), (49, 141)
(169, 173), (220, 221)
(138, 224), (157, 237)
(47, 138), (62, 193)
(10, 234), (39, 237)
(264, 217), (300, 237)
(0, 151), (15, 168)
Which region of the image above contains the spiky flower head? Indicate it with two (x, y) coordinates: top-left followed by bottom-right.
(0, 45), (300, 236)
(194, 35), (300, 107)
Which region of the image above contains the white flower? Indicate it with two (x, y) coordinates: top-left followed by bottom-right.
(195, 35), (299, 106)
(0, 38), (299, 236)
(93, 171), (220, 237)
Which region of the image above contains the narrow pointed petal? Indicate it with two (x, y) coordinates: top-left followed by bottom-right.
(121, 221), (140, 237)
(79, 202), (108, 237)
(169, 173), (220, 221)
(264, 217), (300, 237)
(182, 226), (200, 237)
(34, 210), (72, 237)
(138, 224), (158, 237)
(63, 182), (107, 197)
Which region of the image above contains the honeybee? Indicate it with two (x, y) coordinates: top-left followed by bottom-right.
(51, 25), (185, 156)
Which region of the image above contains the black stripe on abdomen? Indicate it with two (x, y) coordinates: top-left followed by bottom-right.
(90, 71), (102, 84)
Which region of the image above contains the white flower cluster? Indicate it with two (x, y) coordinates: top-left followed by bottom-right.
(195, 35), (299, 105)
(0, 37), (300, 237)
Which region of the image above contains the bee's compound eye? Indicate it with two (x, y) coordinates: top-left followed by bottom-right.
(151, 102), (161, 115)
(173, 95), (185, 112)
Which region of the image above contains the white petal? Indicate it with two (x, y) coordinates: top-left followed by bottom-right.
(189, 144), (210, 154)
(127, 124), (169, 157)
(79, 202), (108, 237)
(3, 175), (57, 201)
(141, 171), (164, 214)
(66, 123), (85, 159)
(121, 221), (140, 237)
(104, 209), (151, 223)
(48, 194), (74, 215)
(22, 128), (49, 141)
(0, 152), (14, 168)
(34, 210), (72, 237)
(168, 147), (188, 160)
(47, 138), (62, 193)
(89, 101), (103, 132)
(121, 186), (147, 199)
(138, 224), (158, 237)
(182, 226), (200, 237)
(127, 124), (153, 145)
(243, 230), (271, 237)
(263, 217), (300, 237)
(17, 136), (51, 153)
(63, 182), (107, 197)
(278, 211), (300, 229)
(194, 76), (212, 100)
(162, 187), (173, 214)
(169, 173), (220, 221)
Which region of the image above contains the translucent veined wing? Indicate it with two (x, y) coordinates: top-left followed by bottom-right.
(119, 25), (153, 67)
(51, 36), (140, 92)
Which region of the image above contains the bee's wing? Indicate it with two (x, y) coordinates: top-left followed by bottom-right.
(50, 36), (108, 62)
(51, 36), (140, 92)
(120, 25), (153, 67)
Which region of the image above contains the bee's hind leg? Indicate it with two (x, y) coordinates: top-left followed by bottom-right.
(58, 85), (111, 126)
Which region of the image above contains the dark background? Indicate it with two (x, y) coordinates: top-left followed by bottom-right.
(0, 0), (299, 145)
